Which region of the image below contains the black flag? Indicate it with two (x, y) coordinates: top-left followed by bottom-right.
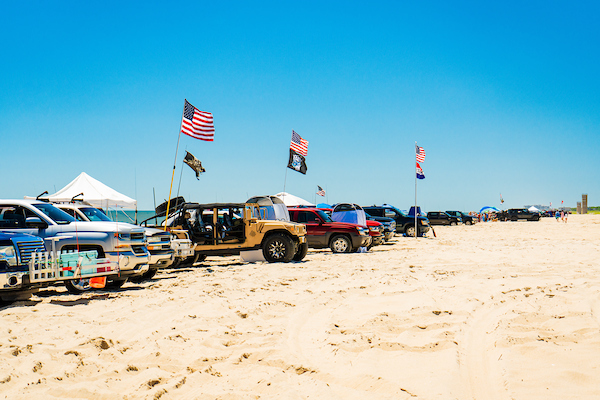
(287, 149), (307, 175)
(183, 151), (205, 179)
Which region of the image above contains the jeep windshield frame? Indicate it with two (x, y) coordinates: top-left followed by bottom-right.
(33, 203), (75, 225)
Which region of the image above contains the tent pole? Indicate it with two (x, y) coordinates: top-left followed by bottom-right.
(164, 100), (186, 231)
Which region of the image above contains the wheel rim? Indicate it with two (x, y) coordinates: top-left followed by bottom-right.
(268, 240), (287, 259)
(332, 238), (349, 252)
(406, 227), (416, 236)
(71, 279), (91, 291)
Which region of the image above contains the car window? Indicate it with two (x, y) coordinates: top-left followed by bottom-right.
(33, 203), (75, 224)
(80, 207), (112, 222)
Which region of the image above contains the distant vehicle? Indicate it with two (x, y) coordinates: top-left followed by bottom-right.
(0, 199), (149, 292)
(506, 208), (541, 221)
(426, 211), (461, 226)
(363, 205), (430, 237)
(288, 207), (370, 253)
(446, 211), (475, 225)
(0, 231), (118, 302)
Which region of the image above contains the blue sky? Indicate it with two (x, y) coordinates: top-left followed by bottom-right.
(2, 1), (599, 212)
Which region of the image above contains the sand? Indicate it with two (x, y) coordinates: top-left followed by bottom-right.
(1, 214), (599, 399)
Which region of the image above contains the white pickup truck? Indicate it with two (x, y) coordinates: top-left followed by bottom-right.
(0, 199), (150, 292)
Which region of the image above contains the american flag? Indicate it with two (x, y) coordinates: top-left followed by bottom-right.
(316, 186), (326, 197)
(416, 144), (426, 162)
(181, 99), (214, 141)
(290, 130), (308, 157)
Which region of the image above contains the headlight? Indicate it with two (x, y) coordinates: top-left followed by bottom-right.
(147, 236), (161, 244)
(420, 220), (428, 226)
(0, 245), (18, 266)
(115, 233), (130, 240)
(369, 226), (378, 232)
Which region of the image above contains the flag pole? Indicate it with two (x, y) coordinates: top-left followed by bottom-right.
(414, 141), (418, 239)
(164, 100), (186, 231)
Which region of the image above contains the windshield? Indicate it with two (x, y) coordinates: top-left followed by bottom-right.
(81, 207), (112, 222)
(34, 203), (75, 225)
(315, 209), (333, 222)
(391, 206), (407, 217)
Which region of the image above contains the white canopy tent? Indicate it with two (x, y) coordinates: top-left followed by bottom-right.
(274, 192), (314, 207)
(528, 206), (540, 212)
(41, 172), (137, 209)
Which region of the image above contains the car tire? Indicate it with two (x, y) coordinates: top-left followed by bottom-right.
(292, 242), (308, 261)
(129, 267), (158, 283)
(465, 220), (472, 225)
(106, 278), (128, 289)
(65, 279), (92, 294)
(450, 221), (457, 226)
(263, 234), (295, 263)
(190, 253), (207, 265)
(330, 235), (351, 253)
(405, 225), (416, 237)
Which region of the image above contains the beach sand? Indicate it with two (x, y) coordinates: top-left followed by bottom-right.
(1, 214), (599, 399)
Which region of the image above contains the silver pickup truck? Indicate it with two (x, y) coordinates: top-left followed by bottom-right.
(0, 199), (150, 292)
(1, 231), (119, 302)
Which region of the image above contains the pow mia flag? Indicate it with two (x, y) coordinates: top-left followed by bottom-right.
(183, 151), (206, 179)
(287, 149), (307, 175)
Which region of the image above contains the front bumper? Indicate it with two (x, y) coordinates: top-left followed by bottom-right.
(351, 235), (371, 248)
(149, 250), (175, 269)
(106, 250), (150, 278)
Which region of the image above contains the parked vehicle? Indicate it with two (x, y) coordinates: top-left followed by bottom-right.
(0, 231), (118, 302)
(446, 211), (475, 225)
(0, 199), (149, 292)
(160, 198), (308, 263)
(506, 208), (541, 221)
(288, 207), (371, 253)
(365, 214), (396, 241)
(55, 202), (176, 281)
(325, 204), (384, 248)
(426, 211), (461, 226)
(363, 205), (430, 237)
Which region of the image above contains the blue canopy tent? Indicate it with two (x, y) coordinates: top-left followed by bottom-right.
(480, 206), (499, 213)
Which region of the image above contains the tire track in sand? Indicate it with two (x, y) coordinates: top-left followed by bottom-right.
(459, 301), (512, 400)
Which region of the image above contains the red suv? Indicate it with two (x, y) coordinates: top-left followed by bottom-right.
(288, 208), (371, 253)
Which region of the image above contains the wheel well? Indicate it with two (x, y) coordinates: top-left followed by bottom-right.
(60, 244), (105, 258)
(404, 224), (415, 232)
(261, 230), (296, 246)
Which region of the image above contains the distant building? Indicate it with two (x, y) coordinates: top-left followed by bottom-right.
(577, 202), (582, 214)
(582, 194), (588, 214)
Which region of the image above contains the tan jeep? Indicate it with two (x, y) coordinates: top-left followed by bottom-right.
(168, 202), (308, 263)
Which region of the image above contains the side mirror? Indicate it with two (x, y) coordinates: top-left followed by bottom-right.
(26, 217), (48, 229)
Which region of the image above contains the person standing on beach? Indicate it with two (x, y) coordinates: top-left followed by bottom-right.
(555, 211), (560, 222)
(564, 211), (568, 223)
(560, 210), (565, 222)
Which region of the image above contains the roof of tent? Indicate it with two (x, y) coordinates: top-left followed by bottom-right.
(41, 172), (137, 209)
(528, 206), (540, 212)
(274, 192), (314, 207)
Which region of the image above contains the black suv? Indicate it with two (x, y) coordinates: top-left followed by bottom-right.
(427, 211), (461, 226)
(446, 211), (475, 225)
(506, 208), (540, 221)
(363, 205), (430, 237)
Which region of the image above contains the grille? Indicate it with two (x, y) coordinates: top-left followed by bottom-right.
(130, 232), (145, 241)
(131, 245), (147, 255)
(15, 239), (46, 265)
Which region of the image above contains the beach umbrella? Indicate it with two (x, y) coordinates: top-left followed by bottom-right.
(316, 203), (331, 209)
(479, 206), (499, 213)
